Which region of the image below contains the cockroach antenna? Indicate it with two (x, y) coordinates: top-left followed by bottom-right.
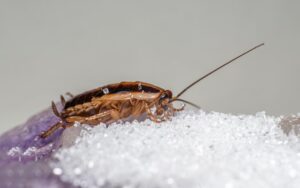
(172, 98), (201, 109)
(174, 43), (265, 99)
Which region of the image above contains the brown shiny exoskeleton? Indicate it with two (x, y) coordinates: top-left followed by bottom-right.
(40, 43), (264, 138)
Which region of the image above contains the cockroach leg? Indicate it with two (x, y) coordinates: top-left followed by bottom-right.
(145, 103), (163, 123)
(66, 109), (121, 125)
(129, 98), (134, 106)
(60, 95), (66, 106)
(159, 109), (171, 121)
(106, 109), (121, 121)
(111, 103), (119, 111)
(66, 92), (74, 98)
(52, 101), (61, 118)
(120, 103), (131, 117)
(131, 101), (145, 117)
(147, 113), (162, 123)
(164, 110), (173, 120)
(40, 121), (64, 138)
(93, 109), (120, 125)
(155, 105), (164, 116)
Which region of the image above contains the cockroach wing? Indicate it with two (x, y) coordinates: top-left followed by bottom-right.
(64, 81), (166, 109)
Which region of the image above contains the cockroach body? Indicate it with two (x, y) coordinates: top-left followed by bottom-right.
(40, 43), (264, 138)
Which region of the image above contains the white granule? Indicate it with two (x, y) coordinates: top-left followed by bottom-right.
(52, 110), (300, 188)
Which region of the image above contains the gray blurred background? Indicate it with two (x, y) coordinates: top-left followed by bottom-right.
(0, 0), (299, 134)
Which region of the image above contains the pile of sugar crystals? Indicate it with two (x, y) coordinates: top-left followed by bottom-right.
(52, 110), (300, 188)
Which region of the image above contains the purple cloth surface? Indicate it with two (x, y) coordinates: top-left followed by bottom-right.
(0, 106), (75, 188)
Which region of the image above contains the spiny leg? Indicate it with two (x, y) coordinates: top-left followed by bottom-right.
(111, 102), (120, 111)
(120, 103), (131, 118)
(158, 109), (171, 121)
(40, 121), (65, 138)
(66, 92), (74, 98)
(145, 103), (163, 123)
(66, 109), (121, 126)
(156, 103), (183, 121)
(52, 101), (61, 118)
(131, 100), (146, 117)
(160, 108), (171, 121)
(60, 95), (66, 106)
(88, 109), (120, 123)
(43, 110), (119, 138)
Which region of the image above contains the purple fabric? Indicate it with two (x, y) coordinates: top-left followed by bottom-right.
(0, 106), (74, 188)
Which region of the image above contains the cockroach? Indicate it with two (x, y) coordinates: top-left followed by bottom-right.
(40, 43), (264, 138)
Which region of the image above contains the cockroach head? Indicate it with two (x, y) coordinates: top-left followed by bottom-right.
(159, 90), (173, 105)
(165, 90), (173, 99)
